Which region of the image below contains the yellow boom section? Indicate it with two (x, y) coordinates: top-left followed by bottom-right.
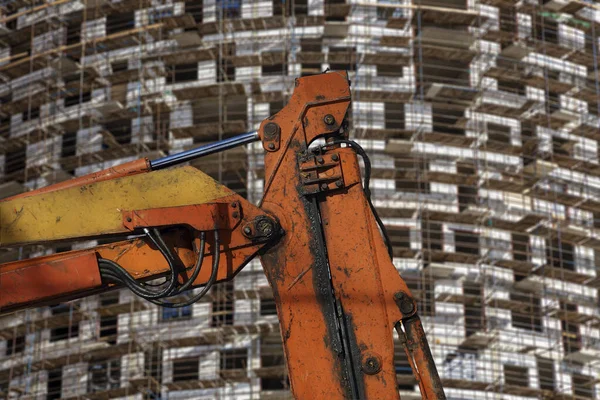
(0, 166), (232, 246)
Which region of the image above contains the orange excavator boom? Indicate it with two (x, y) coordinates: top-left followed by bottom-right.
(0, 71), (445, 399)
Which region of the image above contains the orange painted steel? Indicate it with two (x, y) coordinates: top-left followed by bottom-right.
(319, 148), (444, 399)
(0, 227), (264, 313)
(122, 201), (242, 232)
(402, 316), (446, 398)
(4, 158), (151, 201)
(0, 193), (272, 313)
(258, 72), (353, 399)
(319, 147), (408, 398)
(257, 72), (445, 399)
(0, 71), (445, 399)
(0, 252), (102, 310)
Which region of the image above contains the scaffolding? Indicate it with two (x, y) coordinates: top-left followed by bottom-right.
(1, 0), (600, 398)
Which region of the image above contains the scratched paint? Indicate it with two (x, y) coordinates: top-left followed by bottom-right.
(0, 167), (232, 246)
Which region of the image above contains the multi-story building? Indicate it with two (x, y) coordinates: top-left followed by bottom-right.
(1, 0), (600, 398)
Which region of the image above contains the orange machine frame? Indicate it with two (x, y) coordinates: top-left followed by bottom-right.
(0, 72), (445, 399)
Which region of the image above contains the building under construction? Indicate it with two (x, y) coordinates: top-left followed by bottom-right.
(1, 0), (600, 398)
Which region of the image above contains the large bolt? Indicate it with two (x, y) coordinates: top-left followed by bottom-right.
(395, 292), (415, 315)
(316, 156), (325, 164)
(257, 219), (275, 237)
(335, 180), (343, 188)
(243, 226), (253, 236)
(264, 122), (280, 138)
(324, 114), (335, 125)
(362, 356), (381, 375)
(331, 154), (339, 161)
(321, 183), (329, 190)
(401, 300), (414, 315)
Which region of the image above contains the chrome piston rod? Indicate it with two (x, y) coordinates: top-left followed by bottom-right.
(150, 131), (260, 170)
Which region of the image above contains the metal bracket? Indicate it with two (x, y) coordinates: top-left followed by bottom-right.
(122, 202), (241, 231)
(298, 152), (344, 195)
(241, 216), (281, 241)
(263, 122), (280, 152)
(394, 291), (417, 319)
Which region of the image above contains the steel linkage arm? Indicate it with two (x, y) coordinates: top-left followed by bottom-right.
(256, 71), (446, 399)
(0, 70), (444, 400)
(0, 165), (279, 313)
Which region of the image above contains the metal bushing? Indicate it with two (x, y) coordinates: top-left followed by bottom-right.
(264, 122), (280, 138)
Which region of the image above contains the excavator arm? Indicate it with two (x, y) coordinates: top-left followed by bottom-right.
(0, 72), (445, 399)
(0, 164), (275, 311)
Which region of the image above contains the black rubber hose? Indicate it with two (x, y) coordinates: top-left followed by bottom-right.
(99, 228), (180, 299)
(98, 230), (217, 307)
(141, 228), (180, 297)
(169, 231), (206, 295)
(99, 259), (167, 299)
(148, 230), (221, 308)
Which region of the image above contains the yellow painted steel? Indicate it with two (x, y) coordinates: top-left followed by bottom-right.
(0, 166), (232, 246)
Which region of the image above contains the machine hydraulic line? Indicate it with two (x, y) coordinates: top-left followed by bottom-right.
(0, 71), (445, 399)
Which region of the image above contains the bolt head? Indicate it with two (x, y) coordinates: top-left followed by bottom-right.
(362, 356), (381, 375)
(243, 226), (252, 236)
(321, 183), (329, 190)
(126, 217), (132, 223)
(335, 180), (343, 188)
(400, 300), (415, 315)
(395, 292), (416, 315)
(316, 157), (325, 164)
(324, 114), (335, 125)
(264, 122), (280, 138)
(231, 202), (237, 208)
(232, 211), (239, 219)
(331, 154), (339, 161)
(268, 143), (276, 150)
(257, 219), (275, 237)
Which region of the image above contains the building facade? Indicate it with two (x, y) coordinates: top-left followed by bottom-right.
(1, 0), (600, 398)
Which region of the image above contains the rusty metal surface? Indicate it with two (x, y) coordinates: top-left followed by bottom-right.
(402, 316), (447, 399)
(258, 72), (445, 399)
(319, 148), (406, 398)
(0, 190), (273, 312)
(0, 71), (445, 399)
(0, 252), (102, 311)
(3, 158), (151, 202)
(122, 201), (241, 232)
(258, 72), (353, 399)
(0, 166), (232, 246)
(298, 152), (349, 195)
